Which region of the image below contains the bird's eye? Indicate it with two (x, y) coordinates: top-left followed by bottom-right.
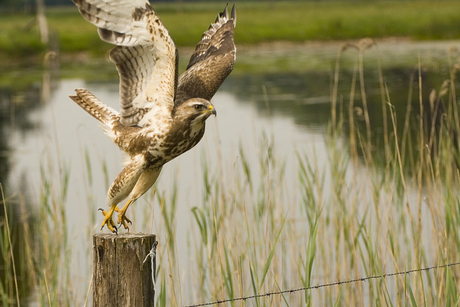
(194, 104), (203, 111)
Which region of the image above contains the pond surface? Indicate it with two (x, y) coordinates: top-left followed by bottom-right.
(1, 40), (460, 304)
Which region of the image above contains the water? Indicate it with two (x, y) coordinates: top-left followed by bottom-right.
(1, 40), (460, 304)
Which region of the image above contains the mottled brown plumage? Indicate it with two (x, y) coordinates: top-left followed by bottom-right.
(69, 0), (236, 233)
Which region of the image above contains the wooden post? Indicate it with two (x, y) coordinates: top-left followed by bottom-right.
(93, 233), (157, 307)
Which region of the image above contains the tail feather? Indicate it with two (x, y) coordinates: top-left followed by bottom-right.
(69, 89), (119, 127)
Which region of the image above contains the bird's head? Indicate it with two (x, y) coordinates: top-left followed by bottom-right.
(175, 98), (217, 125)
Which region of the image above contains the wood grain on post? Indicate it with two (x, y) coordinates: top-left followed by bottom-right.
(93, 233), (156, 307)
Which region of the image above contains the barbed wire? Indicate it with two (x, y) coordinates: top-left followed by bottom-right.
(183, 261), (460, 307)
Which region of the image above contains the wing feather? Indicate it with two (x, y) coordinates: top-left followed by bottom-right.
(175, 5), (236, 106)
(73, 0), (151, 46)
(72, 0), (177, 127)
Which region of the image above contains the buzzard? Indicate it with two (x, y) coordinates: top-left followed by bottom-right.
(69, 0), (236, 233)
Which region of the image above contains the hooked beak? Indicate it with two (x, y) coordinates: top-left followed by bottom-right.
(208, 104), (217, 117)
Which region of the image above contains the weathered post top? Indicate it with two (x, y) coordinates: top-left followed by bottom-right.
(93, 233), (157, 307)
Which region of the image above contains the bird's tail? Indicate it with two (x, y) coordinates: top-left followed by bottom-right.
(69, 88), (119, 128)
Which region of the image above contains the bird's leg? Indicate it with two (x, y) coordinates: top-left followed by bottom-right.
(99, 205), (118, 234)
(113, 167), (162, 230)
(104, 155), (146, 231)
(117, 199), (134, 230)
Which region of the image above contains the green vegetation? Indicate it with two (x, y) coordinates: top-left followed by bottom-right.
(1, 1), (460, 60)
(2, 40), (460, 305)
(0, 159), (72, 305)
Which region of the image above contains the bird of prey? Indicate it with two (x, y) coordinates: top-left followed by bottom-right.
(69, 0), (236, 233)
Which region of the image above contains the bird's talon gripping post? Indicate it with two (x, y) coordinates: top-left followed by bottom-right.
(100, 205), (118, 234)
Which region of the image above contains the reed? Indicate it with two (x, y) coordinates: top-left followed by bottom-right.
(2, 38), (460, 306)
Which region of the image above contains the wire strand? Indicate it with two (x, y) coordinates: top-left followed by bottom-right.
(144, 240), (158, 295)
(184, 261), (460, 307)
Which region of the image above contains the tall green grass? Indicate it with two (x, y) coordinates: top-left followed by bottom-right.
(0, 154), (73, 305)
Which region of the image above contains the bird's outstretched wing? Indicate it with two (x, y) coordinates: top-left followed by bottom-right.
(175, 5), (236, 107)
(73, 0), (178, 127)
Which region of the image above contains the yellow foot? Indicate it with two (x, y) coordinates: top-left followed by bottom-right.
(116, 206), (132, 231)
(99, 207), (117, 234)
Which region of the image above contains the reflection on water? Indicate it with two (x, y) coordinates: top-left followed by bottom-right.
(1, 40), (460, 303)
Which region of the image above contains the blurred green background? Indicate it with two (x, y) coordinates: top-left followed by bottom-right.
(1, 0), (459, 60)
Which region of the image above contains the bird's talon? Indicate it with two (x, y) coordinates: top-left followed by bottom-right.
(99, 208), (108, 216)
(118, 219), (129, 230)
(123, 215), (132, 225)
(100, 206), (118, 233)
(115, 205), (132, 229)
